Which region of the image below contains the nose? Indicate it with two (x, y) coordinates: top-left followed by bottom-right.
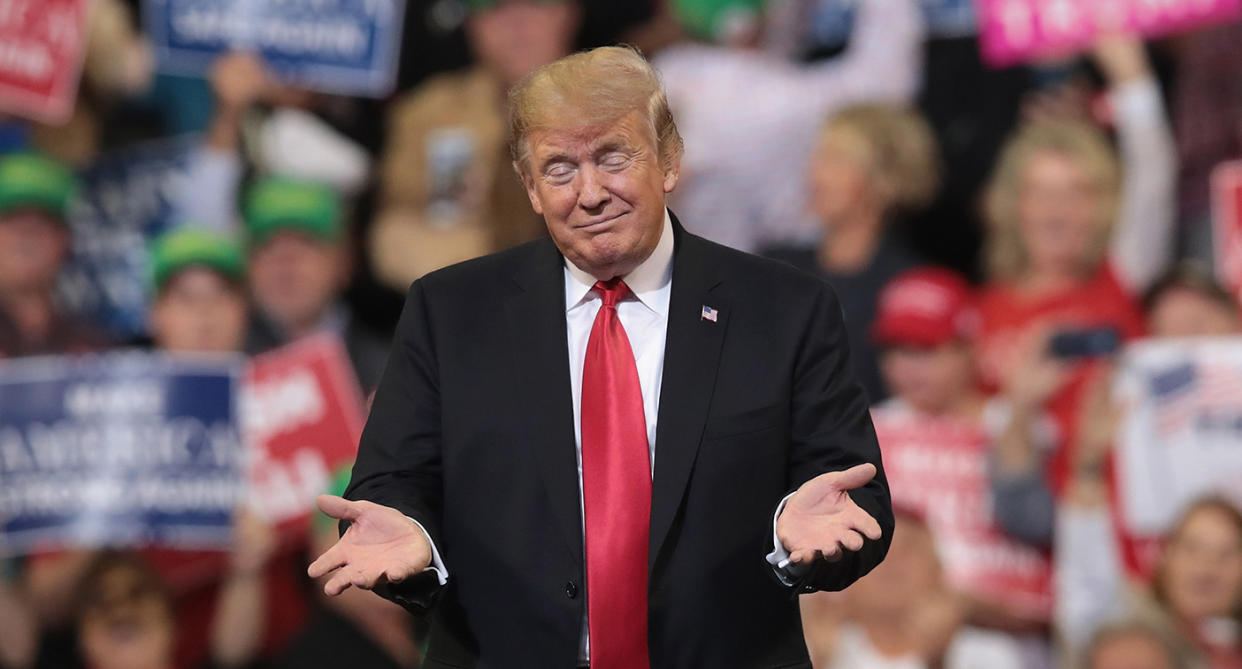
(576, 164), (611, 211)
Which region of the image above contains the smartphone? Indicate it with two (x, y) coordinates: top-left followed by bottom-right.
(1048, 327), (1121, 359)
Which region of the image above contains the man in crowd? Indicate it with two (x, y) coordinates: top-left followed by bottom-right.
(372, 0), (580, 290)
(0, 152), (106, 357)
(147, 228), (248, 352)
(311, 46), (890, 668)
(242, 176), (390, 391)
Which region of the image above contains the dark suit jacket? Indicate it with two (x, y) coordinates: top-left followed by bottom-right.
(345, 218), (892, 669)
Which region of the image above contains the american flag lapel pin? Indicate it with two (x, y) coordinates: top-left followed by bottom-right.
(700, 305), (718, 322)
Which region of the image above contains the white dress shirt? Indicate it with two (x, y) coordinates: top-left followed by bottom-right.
(410, 210), (799, 663)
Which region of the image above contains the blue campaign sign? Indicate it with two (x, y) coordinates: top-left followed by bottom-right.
(807, 0), (975, 47)
(58, 135), (199, 339)
(0, 352), (245, 554)
(143, 0), (407, 98)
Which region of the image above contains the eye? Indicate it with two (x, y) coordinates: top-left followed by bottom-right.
(600, 152), (629, 169)
(544, 163), (575, 184)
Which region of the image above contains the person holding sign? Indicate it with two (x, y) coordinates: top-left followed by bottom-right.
(801, 268), (1054, 662)
(310, 46), (891, 668)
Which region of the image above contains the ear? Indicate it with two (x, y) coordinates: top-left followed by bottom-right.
(662, 154), (681, 194)
(517, 163), (545, 215)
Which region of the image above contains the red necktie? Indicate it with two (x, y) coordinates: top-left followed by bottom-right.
(581, 279), (651, 669)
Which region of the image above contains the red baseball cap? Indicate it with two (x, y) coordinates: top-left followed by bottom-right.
(871, 267), (978, 348)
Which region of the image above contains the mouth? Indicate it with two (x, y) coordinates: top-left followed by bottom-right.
(575, 212), (627, 230)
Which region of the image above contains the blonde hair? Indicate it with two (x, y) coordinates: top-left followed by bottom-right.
(984, 119), (1121, 282)
(822, 104), (940, 213)
(507, 45), (684, 176)
(1081, 617), (1204, 669)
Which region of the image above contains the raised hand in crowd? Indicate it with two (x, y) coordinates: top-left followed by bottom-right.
(206, 52), (271, 152)
(212, 508), (279, 669)
(1067, 366), (1122, 508)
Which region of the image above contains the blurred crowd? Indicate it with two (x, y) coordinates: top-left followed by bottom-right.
(2, 0), (1242, 668)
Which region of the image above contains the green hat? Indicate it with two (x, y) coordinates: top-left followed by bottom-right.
(672, 0), (764, 41)
(149, 227), (245, 291)
(0, 152), (77, 221)
(244, 176), (343, 246)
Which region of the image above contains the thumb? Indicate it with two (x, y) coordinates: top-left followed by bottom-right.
(316, 494), (362, 521)
(827, 463), (877, 492)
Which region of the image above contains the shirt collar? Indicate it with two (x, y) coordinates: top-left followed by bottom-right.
(564, 209), (674, 316)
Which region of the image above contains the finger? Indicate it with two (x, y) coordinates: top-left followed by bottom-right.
(316, 494), (362, 521)
(307, 542), (347, 578)
(350, 565), (387, 591)
(829, 463), (877, 492)
(323, 570), (354, 596)
(789, 548), (820, 566)
(837, 528), (866, 553)
(850, 509), (884, 541)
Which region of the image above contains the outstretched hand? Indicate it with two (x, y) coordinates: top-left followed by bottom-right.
(307, 495), (432, 596)
(776, 464), (883, 566)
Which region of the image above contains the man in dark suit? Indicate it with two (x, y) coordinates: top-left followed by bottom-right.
(309, 46), (891, 669)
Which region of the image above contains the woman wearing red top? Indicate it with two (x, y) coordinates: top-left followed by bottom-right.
(975, 35), (1176, 493)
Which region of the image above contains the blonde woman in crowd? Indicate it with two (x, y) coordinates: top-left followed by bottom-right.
(764, 103), (940, 402)
(1060, 496), (1242, 668)
(973, 35), (1176, 497)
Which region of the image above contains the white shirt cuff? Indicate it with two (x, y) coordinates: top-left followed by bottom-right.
(765, 492), (809, 586)
(405, 515), (449, 586)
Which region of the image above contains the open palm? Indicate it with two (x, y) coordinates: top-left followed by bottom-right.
(307, 495), (432, 596)
(776, 464), (883, 565)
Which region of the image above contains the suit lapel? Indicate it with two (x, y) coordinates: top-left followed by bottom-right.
(504, 239), (584, 566)
(649, 220), (727, 571)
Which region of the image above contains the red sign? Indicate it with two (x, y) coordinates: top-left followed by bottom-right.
(1213, 161), (1242, 306)
(242, 334), (364, 528)
(873, 404), (1054, 619)
(0, 0), (92, 124)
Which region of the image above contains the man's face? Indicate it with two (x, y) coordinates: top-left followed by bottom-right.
(879, 342), (976, 416)
(248, 231), (347, 333)
(521, 109), (678, 279)
(0, 210), (68, 294)
(1147, 287), (1241, 338)
(467, 1), (578, 86)
(150, 267), (247, 353)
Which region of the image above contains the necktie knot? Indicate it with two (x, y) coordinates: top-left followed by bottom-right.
(593, 279), (631, 308)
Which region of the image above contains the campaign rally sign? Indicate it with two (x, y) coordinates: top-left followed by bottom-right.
(57, 135), (199, 339)
(0, 352), (245, 555)
(242, 334), (363, 527)
(143, 0), (406, 98)
(0, 0), (92, 124)
(1213, 161), (1242, 306)
(1114, 339), (1242, 545)
(977, 0), (1242, 67)
(873, 403), (1053, 618)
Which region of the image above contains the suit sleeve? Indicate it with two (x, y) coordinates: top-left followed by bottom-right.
(342, 278), (447, 611)
(778, 282), (893, 592)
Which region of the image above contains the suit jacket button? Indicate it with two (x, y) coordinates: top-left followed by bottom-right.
(565, 580), (578, 599)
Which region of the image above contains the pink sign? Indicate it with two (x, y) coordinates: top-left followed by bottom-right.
(1213, 161), (1242, 307)
(978, 0), (1242, 67)
(0, 0), (92, 124)
(872, 404), (1054, 619)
